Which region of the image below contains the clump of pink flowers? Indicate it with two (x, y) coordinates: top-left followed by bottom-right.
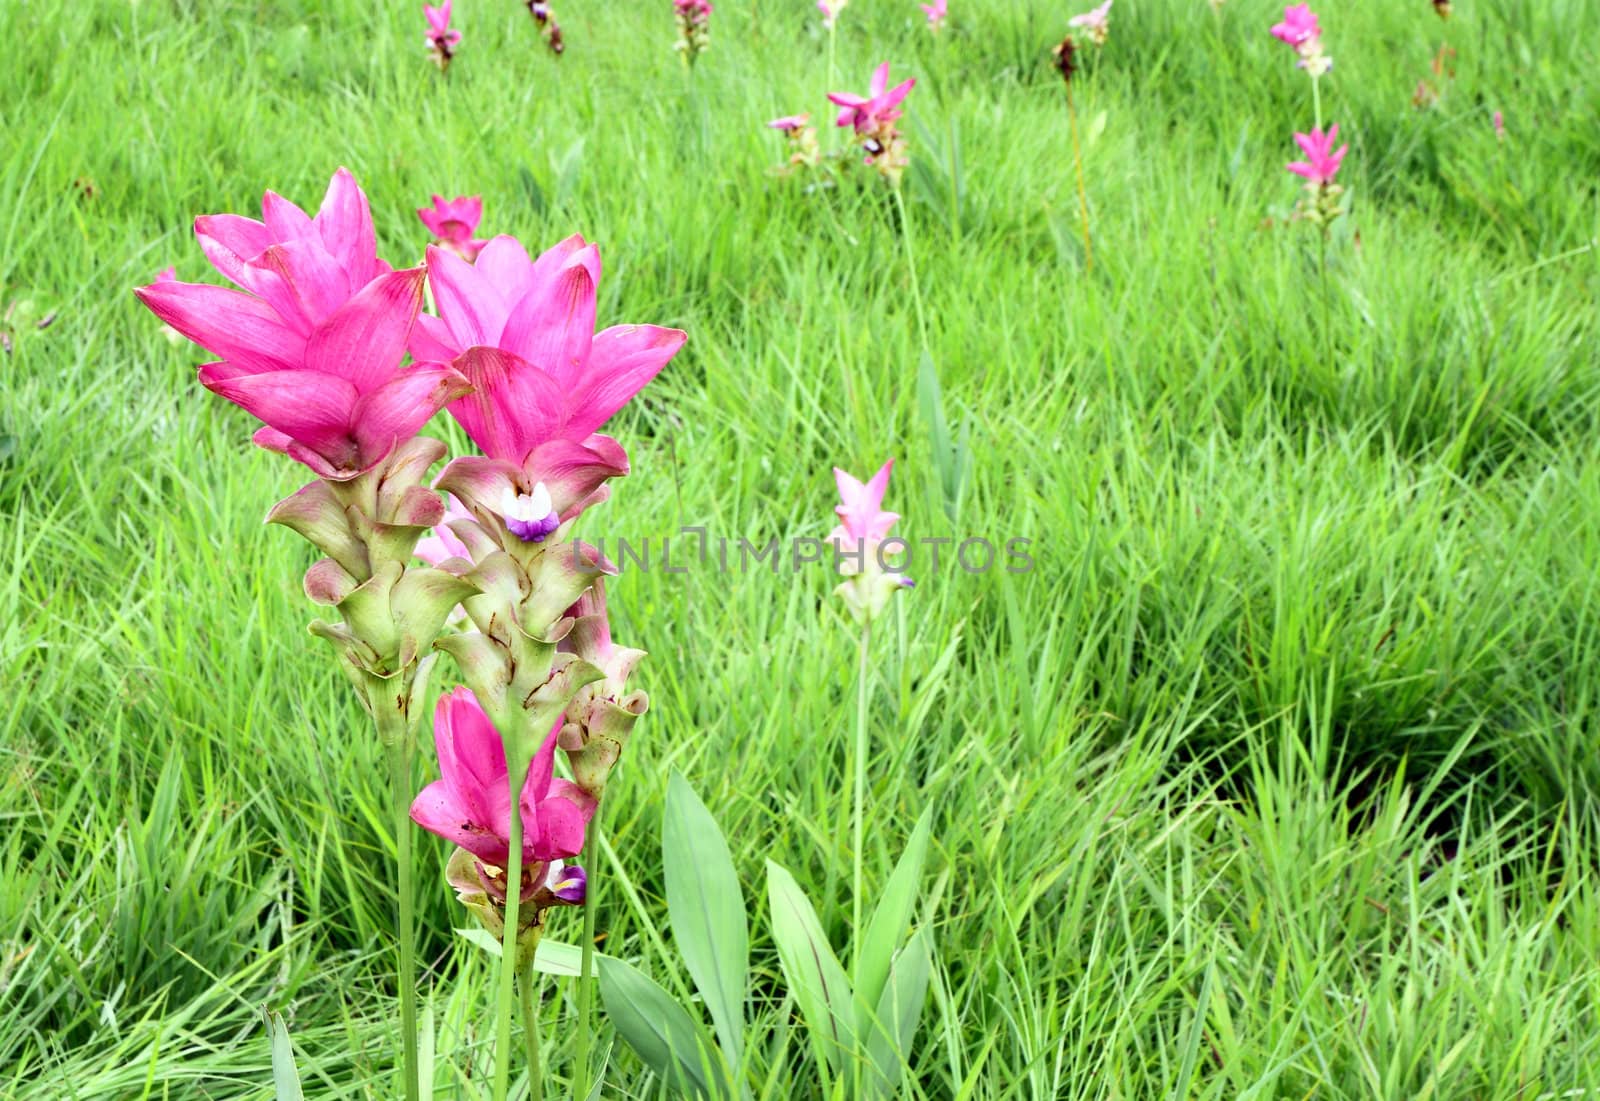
(828, 62), (916, 186)
(527, 0), (564, 56)
(1069, 0), (1113, 47)
(1285, 124), (1348, 227)
(1270, 3), (1330, 77)
(417, 194), (486, 261)
(921, 0), (947, 33)
(424, 1), (461, 72)
(673, 0), (713, 65)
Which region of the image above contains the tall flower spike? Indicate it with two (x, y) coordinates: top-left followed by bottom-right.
(673, 0), (713, 66)
(1285, 124), (1349, 228)
(1270, 4), (1330, 76)
(827, 460), (914, 625)
(418, 195), (486, 261)
(134, 168), (469, 480)
(424, 1), (462, 71)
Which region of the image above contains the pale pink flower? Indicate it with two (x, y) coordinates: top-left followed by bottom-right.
(1286, 123), (1348, 185)
(768, 114), (810, 131)
(921, 0), (947, 32)
(1270, 3), (1318, 46)
(1069, 0), (1113, 46)
(424, 1), (461, 70)
(417, 194), (486, 261)
(1493, 110), (1505, 141)
(818, 0), (848, 29)
(827, 461), (914, 623)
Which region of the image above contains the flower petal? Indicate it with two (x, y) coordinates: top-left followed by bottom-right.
(499, 243), (601, 389)
(447, 346), (565, 464)
(350, 364), (471, 460)
(562, 324), (685, 438)
(197, 364), (360, 461)
(304, 267), (426, 392)
(135, 281), (305, 373)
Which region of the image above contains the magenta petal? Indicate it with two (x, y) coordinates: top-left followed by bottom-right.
(314, 167), (380, 287)
(427, 245), (507, 350)
(304, 267), (426, 392)
(350, 364), (471, 459)
(261, 190), (314, 240)
(198, 365), (359, 459)
(499, 244), (601, 389)
(473, 234), (537, 296)
(526, 786), (592, 862)
(435, 688), (506, 828)
(411, 780), (508, 865)
(563, 324), (685, 438)
(135, 281), (305, 373)
(257, 238), (354, 329)
(522, 436), (630, 518)
(194, 213), (274, 287)
(447, 346), (566, 464)
(409, 313), (461, 365)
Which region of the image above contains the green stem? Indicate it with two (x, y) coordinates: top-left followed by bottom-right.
(1318, 227), (1333, 369)
(572, 807), (601, 1098)
(850, 621), (872, 962)
(1311, 73), (1323, 132)
(494, 752), (533, 1101)
(891, 186), (931, 353)
(521, 964), (545, 1100)
(380, 702), (421, 1101)
(1065, 82), (1093, 273)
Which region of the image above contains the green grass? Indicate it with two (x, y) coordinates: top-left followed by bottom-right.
(4, 0), (1600, 1096)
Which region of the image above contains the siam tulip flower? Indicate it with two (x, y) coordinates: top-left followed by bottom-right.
(424, 1), (462, 71)
(673, 0), (713, 65)
(1069, 0), (1113, 47)
(1493, 110), (1505, 141)
(1270, 4), (1330, 76)
(527, 1), (565, 55)
(768, 114), (809, 132)
(412, 686), (594, 880)
(767, 114), (821, 175)
(1286, 124), (1347, 186)
(828, 62), (916, 185)
(410, 235), (686, 550)
(827, 460), (914, 625)
(543, 859), (587, 903)
(920, 0), (946, 32)
(418, 194), (486, 261)
(134, 168), (468, 481)
(818, 0), (848, 30)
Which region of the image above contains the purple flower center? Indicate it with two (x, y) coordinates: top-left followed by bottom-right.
(505, 512), (561, 542)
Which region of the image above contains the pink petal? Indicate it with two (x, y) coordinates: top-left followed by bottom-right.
(409, 312), (461, 365)
(350, 364), (471, 460)
(522, 436), (631, 518)
(134, 281), (305, 373)
(427, 244), (508, 350)
(197, 364), (360, 461)
(304, 267), (426, 393)
(314, 167), (380, 287)
(256, 238), (353, 329)
(473, 234), (536, 295)
(562, 324), (685, 438)
(194, 213), (274, 287)
(870, 61), (890, 98)
(261, 190), (314, 240)
(446, 346), (566, 463)
(411, 780), (509, 865)
(500, 243), (601, 388)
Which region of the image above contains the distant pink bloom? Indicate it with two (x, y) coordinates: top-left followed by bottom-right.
(818, 0), (848, 29)
(1270, 3), (1318, 46)
(424, 1), (461, 51)
(768, 113), (810, 131)
(414, 234), (686, 542)
(135, 168), (466, 480)
(673, 0), (712, 16)
(829, 461), (901, 549)
(1286, 124), (1348, 186)
(1069, 0), (1112, 45)
(921, 0), (946, 31)
(156, 266), (176, 282)
(418, 194), (486, 261)
(411, 687), (594, 871)
(828, 61), (915, 134)
(1493, 110), (1505, 140)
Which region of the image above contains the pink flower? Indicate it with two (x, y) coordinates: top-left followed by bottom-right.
(418, 194), (486, 261)
(768, 114), (810, 131)
(1285, 123), (1348, 186)
(1068, 0), (1112, 44)
(411, 687), (594, 869)
(414, 493), (476, 567)
(424, 1), (461, 49)
(1270, 3), (1318, 46)
(920, 0), (946, 30)
(1493, 110), (1505, 140)
(828, 460), (901, 549)
(134, 168), (468, 480)
(673, 0), (712, 16)
(156, 265), (176, 282)
(827, 461), (914, 622)
(817, 0), (847, 29)
(828, 61), (915, 134)
(412, 234), (686, 542)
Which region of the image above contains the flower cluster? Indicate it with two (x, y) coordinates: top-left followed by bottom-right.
(1285, 124), (1348, 226)
(1270, 3), (1331, 77)
(424, 1), (461, 72)
(827, 62), (916, 186)
(528, 0), (565, 56)
(673, 0), (713, 66)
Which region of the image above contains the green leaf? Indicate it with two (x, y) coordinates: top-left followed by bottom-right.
(766, 861), (856, 1074)
(456, 931), (604, 979)
(664, 772), (748, 1067)
(863, 929), (932, 1099)
(0, 434), (15, 463)
(597, 955), (718, 1098)
(263, 1009), (304, 1101)
(854, 807), (933, 1023)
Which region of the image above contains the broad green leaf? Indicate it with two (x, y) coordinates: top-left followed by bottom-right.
(766, 861), (857, 1074)
(664, 772), (748, 1066)
(263, 1009), (304, 1101)
(863, 929), (932, 1099)
(854, 807), (933, 1025)
(596, 955), (717, 1098)
(455, 931), (599, 978)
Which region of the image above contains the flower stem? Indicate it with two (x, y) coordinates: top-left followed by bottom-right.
(379, 700), (421, 1101)
(891, 186), (931, 354)
(1311, 73), (1323, 132)
(520, 963), (545, 1100)
(494, 752), (532, 1101)
(572, 808), (601, 1098)
(1065, 82), (1094, 272)
(849, 621), (872, 962)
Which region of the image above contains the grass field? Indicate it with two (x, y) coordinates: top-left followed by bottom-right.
(5, 0), (1600, 1097)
